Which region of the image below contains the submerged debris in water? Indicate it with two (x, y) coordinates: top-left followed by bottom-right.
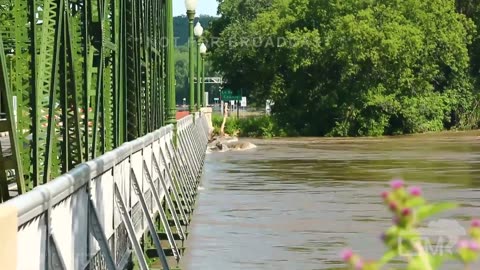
(207, 135), (256, 153)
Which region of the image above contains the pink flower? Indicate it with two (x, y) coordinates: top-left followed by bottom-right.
(471, 219), (480, 228)
(457, 240), (469, 249)
(390, 179), (404, 189)
(355, 259), (364, 270)
(408, 186), (422, 196)
(469, 241), (480, 251)
(389, 202), (398, 211)
(381, 191), (389, 200)
(402, 208), (412, 217)
(341, 249), (353, 261)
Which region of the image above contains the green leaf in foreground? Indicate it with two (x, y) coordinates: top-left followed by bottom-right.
(416, 202), (458, 222)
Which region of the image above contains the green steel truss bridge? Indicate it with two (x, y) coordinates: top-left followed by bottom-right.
(0, 1), (210, 269)
(0, 0), (178, 200)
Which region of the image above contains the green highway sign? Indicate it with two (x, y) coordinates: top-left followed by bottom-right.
(221, 89), (242, 101)
(222, 89), (232, 96)
(223, 95), (242, 101)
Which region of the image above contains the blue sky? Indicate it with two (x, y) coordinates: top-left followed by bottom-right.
(173, 0), (219, 16)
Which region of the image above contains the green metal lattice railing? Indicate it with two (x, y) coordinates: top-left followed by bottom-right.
(0, 0), (176, 202)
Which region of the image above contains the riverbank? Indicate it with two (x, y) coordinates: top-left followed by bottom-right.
(212, 114), (480, 139)
(211, 114), (291, 138)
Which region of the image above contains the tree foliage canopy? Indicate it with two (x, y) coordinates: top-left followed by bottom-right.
(174, 15), (217, 46)
(174, 16), (220, 104)
(211, 0), (480, 136)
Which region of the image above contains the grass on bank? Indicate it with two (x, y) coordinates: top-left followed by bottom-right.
(211, 114), (291, 138)
(212, 113), (480, 139)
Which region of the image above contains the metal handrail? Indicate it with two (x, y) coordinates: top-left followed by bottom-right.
(4, 124), (174, 226)
(1, 113), (210, 270)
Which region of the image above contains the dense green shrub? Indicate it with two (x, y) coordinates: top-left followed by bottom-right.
(211, 114), (291, 138)
(211, 114), (240, 136)
(211, 114), (223, 135)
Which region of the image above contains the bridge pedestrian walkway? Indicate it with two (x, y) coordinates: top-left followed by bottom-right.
(0, 112), (210, 270)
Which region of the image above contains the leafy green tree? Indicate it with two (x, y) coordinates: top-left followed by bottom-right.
(174, 15), (218, 46)
(174, 15), (221, 105)
(175, 46), (189, 104)
(175, 45), (221, 105)
(209, 0), (274, 104)
(456, 0), (480, 94)
(211, 0), (479, 136)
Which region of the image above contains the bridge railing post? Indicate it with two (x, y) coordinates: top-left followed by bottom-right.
(0, 206), (17, 269)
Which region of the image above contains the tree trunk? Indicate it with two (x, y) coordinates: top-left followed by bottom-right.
(220, 102), (228, 136)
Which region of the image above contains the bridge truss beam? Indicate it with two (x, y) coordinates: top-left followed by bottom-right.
(0, 0), (174, 201)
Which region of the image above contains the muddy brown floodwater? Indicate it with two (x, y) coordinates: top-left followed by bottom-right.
(180, 132), (480, 270)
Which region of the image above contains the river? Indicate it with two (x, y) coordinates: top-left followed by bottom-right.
(180, 132), (480, 270)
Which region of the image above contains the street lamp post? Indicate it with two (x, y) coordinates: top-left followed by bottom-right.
(194, 22), (203, 111)
(185, 0), (198, 113)
(200, 43), (207, 107)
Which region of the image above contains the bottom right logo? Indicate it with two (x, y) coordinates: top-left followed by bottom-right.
(399, 219), (467, 256)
